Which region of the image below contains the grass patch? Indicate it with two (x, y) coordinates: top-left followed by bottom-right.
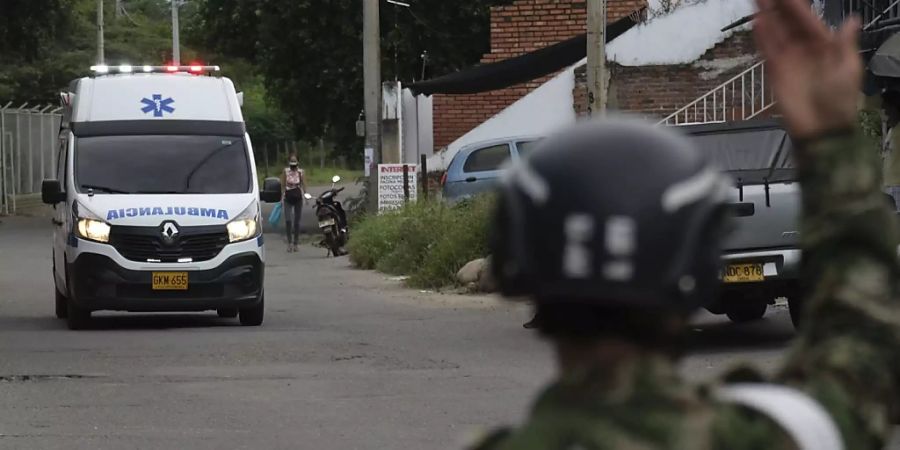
(347, 195), (494, 289)
(303, 167), (364, 186)
(257, 166), (363, 187)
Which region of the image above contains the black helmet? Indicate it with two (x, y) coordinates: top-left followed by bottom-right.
(491, 118), (732, 313)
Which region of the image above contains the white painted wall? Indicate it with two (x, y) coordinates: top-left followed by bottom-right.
(401, 89), (433, 166)
(607, 0), (755, 66)
(426, 65), (578, 171)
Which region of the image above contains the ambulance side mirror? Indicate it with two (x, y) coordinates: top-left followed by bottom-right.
(260, 177), (282, 203)
(42, 179), (65, 204)
(236, 92), (244, 107)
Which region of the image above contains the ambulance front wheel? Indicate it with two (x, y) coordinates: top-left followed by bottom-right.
(239, 292), (264, 326)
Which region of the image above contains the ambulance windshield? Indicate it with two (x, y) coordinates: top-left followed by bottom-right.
(75, 135), (252, 194)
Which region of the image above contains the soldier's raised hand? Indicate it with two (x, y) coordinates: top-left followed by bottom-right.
(754, 0), (862, 142)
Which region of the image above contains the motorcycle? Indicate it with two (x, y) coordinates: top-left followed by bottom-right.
(305, 175), (349, 257)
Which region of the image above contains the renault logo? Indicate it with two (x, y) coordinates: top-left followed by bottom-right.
(161, 222), (179, 243)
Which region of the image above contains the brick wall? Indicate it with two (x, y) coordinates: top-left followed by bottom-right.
(432, 0), (645, 150)
(573, 31), (760, 119)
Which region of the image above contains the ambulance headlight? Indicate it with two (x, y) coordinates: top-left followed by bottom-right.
(76, 219), (111, 243)
(227, 219), (258, 243)
(227, 205), (259, 243)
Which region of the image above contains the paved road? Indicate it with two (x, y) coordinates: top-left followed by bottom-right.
(0, 216), (896, 449)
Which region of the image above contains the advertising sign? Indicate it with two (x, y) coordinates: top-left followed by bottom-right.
(378, 164), (417, 211)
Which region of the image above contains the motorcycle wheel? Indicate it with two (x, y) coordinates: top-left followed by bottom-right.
(324, 227), (341, 257)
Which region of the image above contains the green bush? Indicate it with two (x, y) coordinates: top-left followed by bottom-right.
(347, 209), (405, 270)
(409, 197), (494, 288)
(347, 195), (495, 289)
(375, 202), (446, 275)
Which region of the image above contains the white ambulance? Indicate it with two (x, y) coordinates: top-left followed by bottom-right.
(42, 65), (283, 330)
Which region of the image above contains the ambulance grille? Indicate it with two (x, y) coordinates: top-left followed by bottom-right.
(109, 225), (229, 263)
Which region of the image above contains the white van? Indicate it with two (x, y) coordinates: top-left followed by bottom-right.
(41, 65), (283, 330)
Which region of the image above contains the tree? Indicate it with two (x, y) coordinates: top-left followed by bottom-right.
(190, 0), (261, 62)
(0, 0), (74, 61)
(0, 0), (191, 104)
(0, 0), (93, 103)
(194, 0), (512, 160)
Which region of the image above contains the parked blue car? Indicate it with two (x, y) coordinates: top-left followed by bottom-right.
(441, 137), (542, 202)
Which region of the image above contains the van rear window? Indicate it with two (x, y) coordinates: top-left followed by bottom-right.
(75, 135), (251, 194)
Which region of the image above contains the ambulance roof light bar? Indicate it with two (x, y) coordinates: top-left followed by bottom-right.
(89, 65), (221, 75)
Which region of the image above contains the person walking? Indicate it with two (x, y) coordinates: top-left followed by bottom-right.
(281, 154), (308, 252)
(470, 1), (900, 448)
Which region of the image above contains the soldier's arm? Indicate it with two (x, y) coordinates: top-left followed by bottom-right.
(744, 0), (900, 446)
(776, 131), (900, 445)
(710, 132), (899, 445)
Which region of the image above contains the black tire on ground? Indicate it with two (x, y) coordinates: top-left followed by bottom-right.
(66, 300), (92, 330)
(63, 266), (90, 330)
(55, 288), (68, 319)
(53, 254), (68, 319)
(725, 302), (768, 323)
(217, 308), (238, 318)
(239, 293), (265, 326)
(788, 297), (803, 329)
(324, 229), (340, 256)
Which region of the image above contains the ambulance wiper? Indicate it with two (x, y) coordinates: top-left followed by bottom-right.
(81, 184), (130, 194)
(135, 190), (182, 194)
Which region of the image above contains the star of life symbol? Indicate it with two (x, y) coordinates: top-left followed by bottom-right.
(141, 94), (175, 117)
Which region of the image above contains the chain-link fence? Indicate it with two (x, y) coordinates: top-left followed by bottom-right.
(255, 140), (350, 179)
(0, 103), (63, 215)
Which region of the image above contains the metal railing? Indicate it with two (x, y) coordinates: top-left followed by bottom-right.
(0, 103), (63, 215)
(658, 60), (775, 126)
(844, 0), (900, 29)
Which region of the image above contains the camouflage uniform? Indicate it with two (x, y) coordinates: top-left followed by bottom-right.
(472, 132), (900, 450)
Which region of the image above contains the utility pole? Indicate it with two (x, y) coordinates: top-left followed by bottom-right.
(172, 0), (181, 65)
(587, 0), (607, 116)
(363, 0), (382, 210)
(97, 0), (105, 65)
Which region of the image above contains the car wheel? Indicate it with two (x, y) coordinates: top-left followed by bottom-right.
(787, 297), (803, 329)
(725, 302), (768, 323)
(53, 253), (68, 319)
(239, 293), (264, 326)
(63, 265), (90, 329)
(55, 288), (68, 319)
(66, 301), (91, 330)
(217, 308), (238, 319)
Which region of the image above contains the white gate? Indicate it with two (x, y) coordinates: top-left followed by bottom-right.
(0, 103), (63, 215)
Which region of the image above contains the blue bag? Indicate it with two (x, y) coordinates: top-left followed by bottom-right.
(268, 202), (283, 229)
